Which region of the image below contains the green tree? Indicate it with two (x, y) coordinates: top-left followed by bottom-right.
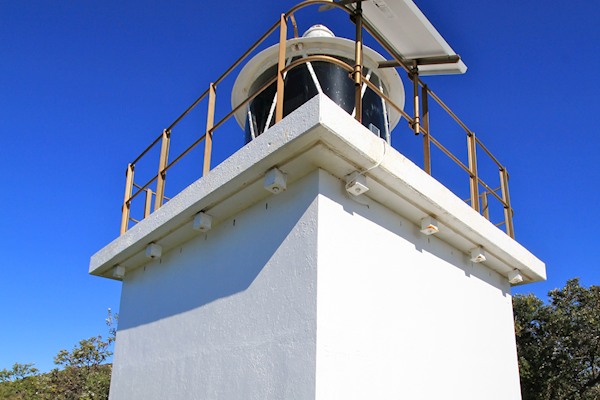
(49, 309), (117, 400)
(0, 363), (41, 399)
(514, 278), (600, 400)
(0, 309), (118, 400)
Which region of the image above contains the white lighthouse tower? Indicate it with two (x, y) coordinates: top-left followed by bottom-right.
(90, 1), (545, 399)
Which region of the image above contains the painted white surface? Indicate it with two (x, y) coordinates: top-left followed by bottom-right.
(91, 94), (544, 284)
(109, 169), (522, 399)
(315, 170), (521, 399)
(109, 170), (321, 400)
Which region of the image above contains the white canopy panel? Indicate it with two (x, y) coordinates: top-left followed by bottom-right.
(357, 0), (467, 75)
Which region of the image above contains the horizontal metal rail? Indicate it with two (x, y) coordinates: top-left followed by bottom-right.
(464, 186), (502, 202)
(167, 88), (210, 132)
(211, 75), (278, 135)
(478, 177), (507, 207)
(428, 135), (471, 176)
(132, 183), (170, 201)
(128, 174), (158, 204)
(475, 136), (503, 168)
(424, 86), (473, 136)
(131, 133), (163, 166)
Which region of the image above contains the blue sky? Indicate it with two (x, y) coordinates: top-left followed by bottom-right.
(1, 0), (599, 373)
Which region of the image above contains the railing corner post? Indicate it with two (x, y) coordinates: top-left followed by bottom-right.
(421, 83), (430, 174)
(354, 0), (363, 123)
(467, 131), (480, 212)
(500, 167), (515, 238)
(411, 68), (420, 135)
(481, 191), (489, 220)
(203, 83), (216, 176)
(275, 13), (287, 124)
(155, 129), (170, 212)
(120, 163), (135, 235)
(144, 188), (153, 219)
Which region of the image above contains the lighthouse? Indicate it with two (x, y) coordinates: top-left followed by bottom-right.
(90, 1), (545, 399)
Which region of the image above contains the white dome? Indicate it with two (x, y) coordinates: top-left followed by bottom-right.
(302, 24), (335, 38)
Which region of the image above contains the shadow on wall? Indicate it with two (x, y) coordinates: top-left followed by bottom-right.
(117, 176), (318, 331)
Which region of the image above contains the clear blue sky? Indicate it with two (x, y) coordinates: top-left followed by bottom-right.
(1, 0), (599, 373)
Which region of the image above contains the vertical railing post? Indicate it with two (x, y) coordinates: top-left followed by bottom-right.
(144, 188), (153, 219)
(154, 129), (170, 211)
(203, 83), (216, 176)
(467, 132), (480, 212)
(411, 68), (420, 135)
(481, 191), (490, 220)
(120, 163), (134, 235)
(354, 0), (363, 123)
(500, 167), (515, 238)
(421, 83), (431, 174)
(275, 14), (287, 124)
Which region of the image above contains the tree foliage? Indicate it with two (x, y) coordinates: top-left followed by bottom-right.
(514, 278), (600, 400)
(0, 310), (117, 400)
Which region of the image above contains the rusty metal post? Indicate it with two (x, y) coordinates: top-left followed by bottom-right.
(120, 163), (134, 235)
(500, 168), (515, 238)
(481, 191), (489, 220)
(411, 68), (420, 135)
(144, 188), (153, 219)
(275, 14), (287, 124)
(421, 83), (431, 174)
(203, 83), (216, 176)
(154, 129), (170, 211)
(467, 132), (480, 212)
(354, 0), (363, 123)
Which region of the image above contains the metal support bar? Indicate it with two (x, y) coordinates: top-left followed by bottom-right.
(411, 69), (420, 135)
(120, 163), (134, 235)
(467, 132), (480, 212)
(421, 83), (431, 175)
(378, 55), (461, 69)
(500, 168), (515, 238)
(275, 14), (287, 124)
(481, 191), (489, 220)
(203, 83), (216, 176)
(354, 0), (363, 123)
(144, 188), (153, 219)
(154, 129), (170, 212)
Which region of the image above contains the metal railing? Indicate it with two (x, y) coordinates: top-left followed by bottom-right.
(119, 0), (515, 239)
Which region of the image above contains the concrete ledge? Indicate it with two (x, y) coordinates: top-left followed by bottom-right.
(90, 94), (545, 283)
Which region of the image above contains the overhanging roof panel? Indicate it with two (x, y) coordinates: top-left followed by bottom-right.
(358, 0), (467, 75)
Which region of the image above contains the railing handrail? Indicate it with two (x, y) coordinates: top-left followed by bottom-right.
(119, 0), (515, 239)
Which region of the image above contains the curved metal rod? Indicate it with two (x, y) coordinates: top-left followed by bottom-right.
(283, 56), (413, 123)
(284, 0), (354, 19)
(283, 54), (353, 74)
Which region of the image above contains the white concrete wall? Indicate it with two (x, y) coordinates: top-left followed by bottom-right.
(109, 169), (521, 400)
(109, 170), (321, 400)
(314, 170), (521, 400)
